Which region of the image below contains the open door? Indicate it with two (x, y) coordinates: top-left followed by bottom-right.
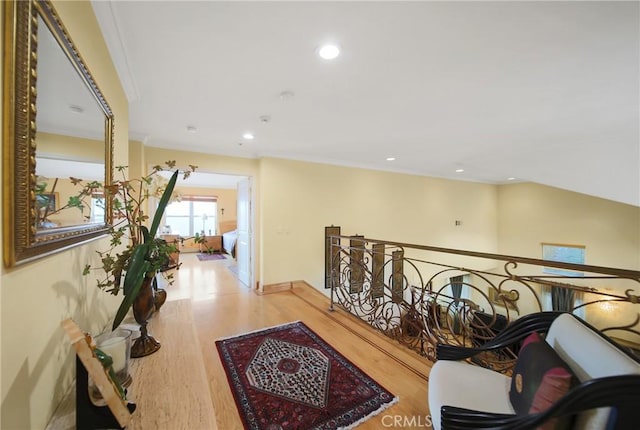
(236, 178), (251, 287)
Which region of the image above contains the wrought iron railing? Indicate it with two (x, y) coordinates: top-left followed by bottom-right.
(325, 226), (640, 371)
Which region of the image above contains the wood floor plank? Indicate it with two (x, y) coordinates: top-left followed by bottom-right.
(175, 254), (433, 429)
(128, 299), (217, 430)
(46, 253), (434, 429)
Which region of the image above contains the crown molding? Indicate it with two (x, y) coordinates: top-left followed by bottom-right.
(91, 0), (140, 103)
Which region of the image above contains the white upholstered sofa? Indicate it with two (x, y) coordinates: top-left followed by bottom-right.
(428, 312), (640, 430)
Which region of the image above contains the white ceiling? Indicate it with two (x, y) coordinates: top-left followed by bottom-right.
(92, 1), (639, 206)
(36, 157), (104, 181)
(37, 13), (105, 140)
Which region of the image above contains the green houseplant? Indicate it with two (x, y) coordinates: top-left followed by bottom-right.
(79, 161), (197, 356)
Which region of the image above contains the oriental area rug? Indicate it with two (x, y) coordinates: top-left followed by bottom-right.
(215, 321), (398, 430)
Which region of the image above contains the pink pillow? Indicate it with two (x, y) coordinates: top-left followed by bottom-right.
(509, 331), (576, 430)
(529, 368), (574, 430)
(521, 331), (542, 349)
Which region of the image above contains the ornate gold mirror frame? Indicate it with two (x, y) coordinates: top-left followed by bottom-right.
(3, 0), (113, 267)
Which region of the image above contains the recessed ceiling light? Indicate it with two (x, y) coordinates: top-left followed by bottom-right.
(242, 132), (255, 140)
(69, 105), (84, 114)
(507, 177), (516, 181)
(186, 125), (197, 133)
(279, 90), (295, 101)
(386, 157), (396, 161)
(455, 168), (465, 173)
(318, 44), (340, 60)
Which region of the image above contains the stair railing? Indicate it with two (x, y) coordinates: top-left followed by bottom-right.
(325, 226), (640, 371)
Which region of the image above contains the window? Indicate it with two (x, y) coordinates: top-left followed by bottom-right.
(91, 194), (105, 223)
(542, 243), (585, 277)
(541, 243), (585, 316)
(164, 196), (217, 236)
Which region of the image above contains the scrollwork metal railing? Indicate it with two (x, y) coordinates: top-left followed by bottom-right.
(325, 226), (640, 371)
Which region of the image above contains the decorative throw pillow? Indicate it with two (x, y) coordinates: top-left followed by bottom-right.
(510, 332), (577, 429)
(529, 368), (574, 430)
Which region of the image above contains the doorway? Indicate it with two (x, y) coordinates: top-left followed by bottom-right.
(156, 169), (253, 287)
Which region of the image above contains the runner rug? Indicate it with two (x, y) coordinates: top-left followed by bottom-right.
(215, 321), (398, 430)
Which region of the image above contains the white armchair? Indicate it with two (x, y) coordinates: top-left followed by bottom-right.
(428, 312), (640, 430)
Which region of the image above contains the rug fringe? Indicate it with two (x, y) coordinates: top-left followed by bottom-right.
(215, 320), (302, 341)
(336, 396), (400, 430)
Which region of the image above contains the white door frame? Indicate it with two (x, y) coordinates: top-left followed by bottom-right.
(236, 176), (254, 288)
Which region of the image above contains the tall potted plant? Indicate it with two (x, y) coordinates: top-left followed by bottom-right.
(81, 161), (197, 357)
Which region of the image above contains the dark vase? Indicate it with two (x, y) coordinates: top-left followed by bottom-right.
(401, 288), (424, 337)
(152, 273), (167, 312)
(130, 273), (161, 358)
(401, 308), (423, 337)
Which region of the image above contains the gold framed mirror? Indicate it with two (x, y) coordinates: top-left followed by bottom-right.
(3, 0), (113, 267)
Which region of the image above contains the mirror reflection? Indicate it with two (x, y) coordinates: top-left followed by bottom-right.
(2, 0), (113, 266)
(35, 14), (107, 230)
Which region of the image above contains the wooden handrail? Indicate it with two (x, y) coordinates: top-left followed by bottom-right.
(328, 234), (640, 279)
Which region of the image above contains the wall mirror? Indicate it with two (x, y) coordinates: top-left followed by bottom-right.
(3, 0), (113, 267)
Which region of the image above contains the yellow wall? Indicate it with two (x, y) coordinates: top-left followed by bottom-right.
(258, 157), (499, 291)
(144, 146), (259, 178)
(490, 183), (640, 333)
(128, 139), (145, 181)
(213, 189), (238, 225)
(0, 2), (128, 428)
(37, 132), (104, 162)
(135, 150), (500, 293)
(497, 182), (640, 270)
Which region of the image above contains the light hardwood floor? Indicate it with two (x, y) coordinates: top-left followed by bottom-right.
(49, 252), (434, 429)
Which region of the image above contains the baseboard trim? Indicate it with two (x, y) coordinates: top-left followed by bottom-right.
(255, 281), (293, 295)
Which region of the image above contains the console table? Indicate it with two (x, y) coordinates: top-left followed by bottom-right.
(46, 299), (216, 429)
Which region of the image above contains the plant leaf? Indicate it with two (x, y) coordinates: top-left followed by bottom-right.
(149, 169), (178, 238)
(112, 260), (150, 330)
(141, 225), (151, 244)
(123, 243), (149, 296)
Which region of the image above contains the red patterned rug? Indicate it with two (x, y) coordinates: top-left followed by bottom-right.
(216, 321), (398, 430)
